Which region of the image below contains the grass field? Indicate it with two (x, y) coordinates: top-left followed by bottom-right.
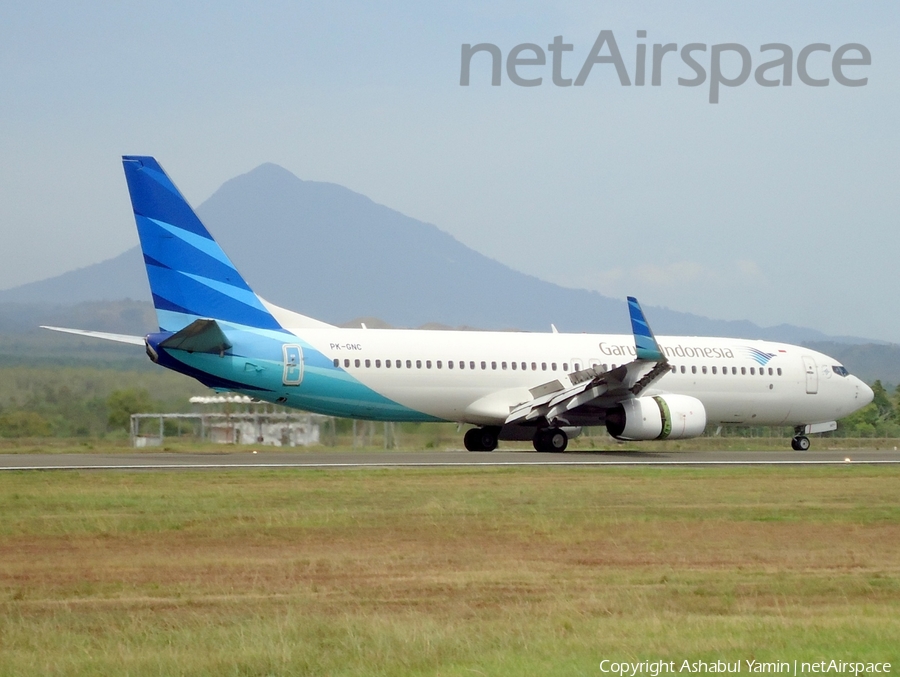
(1, 466), (899, 676)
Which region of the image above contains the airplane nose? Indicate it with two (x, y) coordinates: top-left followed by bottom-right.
(856, 378), (874, 405)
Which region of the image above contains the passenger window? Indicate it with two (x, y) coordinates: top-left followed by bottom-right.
(691, 366), (697, 374)
(511, 362), (517, 370)
(768, 367), (773, 375)
(426, 360), (432, 369)
(470, 361), (475, 370)
(741, 367), (746, 375)
(542, 362), (547, 371)
(416, 360), (422, 369)
(365, 359), (371, 368)
(750, 367), (755, 375)
(406, 360), (411, 368)
(481, 361), (486, 370)
(376, 359), (382, 368)
(344, 359), (350, 368)
(732, 367), (737, 375)
(670, 365), (676, 373)
(448, 361), (453, 369)
(333, 358), (339, 367)
(531, 362), (537, 371)
(502, 362), (507, 370)
(574, 363), (581, 371)
(712, 366), (717, 374)
(680, 366), (685, 374)
(355, 359), (361, 368)
(491, 361), (497, 370)
(702, 366), (707, 374)
(437, 361), (443, 369)
(552, 362), (557, 371)
(563, 363), (568, 371)
(777, 368), (782, 376)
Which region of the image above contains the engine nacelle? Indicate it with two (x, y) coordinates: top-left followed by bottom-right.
(606, 394), (707, 441)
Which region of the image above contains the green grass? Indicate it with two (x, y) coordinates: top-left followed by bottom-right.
(1, 467), (899, 675)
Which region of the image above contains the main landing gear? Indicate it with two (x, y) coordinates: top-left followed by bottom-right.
(464, 426), (499, 452)
(791, 435), (810, 451)
(533, 428), (568, 453)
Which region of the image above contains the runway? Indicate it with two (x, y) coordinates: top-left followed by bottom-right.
(2, 448), (900, 471)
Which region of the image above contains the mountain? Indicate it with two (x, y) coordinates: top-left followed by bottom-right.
(802, 342), (900, 388)
(0, 163), (876, 343)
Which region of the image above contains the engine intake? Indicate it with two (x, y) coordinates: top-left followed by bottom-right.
(606, 394), (707, 441)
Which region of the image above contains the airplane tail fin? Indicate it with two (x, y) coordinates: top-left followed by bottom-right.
(122, 156), (283, 333)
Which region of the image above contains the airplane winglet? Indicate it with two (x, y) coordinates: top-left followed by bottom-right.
(627, 296), (665, 362)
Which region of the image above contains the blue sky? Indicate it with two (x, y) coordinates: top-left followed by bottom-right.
(1, 2), (897, 340)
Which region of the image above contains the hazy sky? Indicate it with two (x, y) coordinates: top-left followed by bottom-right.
(1, 2), (897, 340)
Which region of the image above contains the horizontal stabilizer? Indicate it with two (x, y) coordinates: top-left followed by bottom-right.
(41, 326), (145, 346)
(159, 319), (232, 354)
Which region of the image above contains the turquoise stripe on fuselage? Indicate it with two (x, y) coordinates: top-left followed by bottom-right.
(157, 314), (441, 422)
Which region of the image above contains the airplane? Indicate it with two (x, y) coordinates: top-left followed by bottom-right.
(45, 156), (874, 452)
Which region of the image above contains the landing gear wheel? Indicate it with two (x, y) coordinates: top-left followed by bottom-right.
(533, 428), (568, 453)
(791, 435), (810, 451)
(478, 427), (499, 452)
(548, 428), (568, 453)
(464, 428), (484, 452)
(465, 427), (498, 452)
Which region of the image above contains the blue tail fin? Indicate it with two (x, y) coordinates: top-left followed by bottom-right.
(123, 156), (282, 333)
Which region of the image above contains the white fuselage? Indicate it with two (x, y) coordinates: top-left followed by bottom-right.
(295, 327), (870, 427)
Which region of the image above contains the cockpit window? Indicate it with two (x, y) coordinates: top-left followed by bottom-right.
(832, 365), (849, 377)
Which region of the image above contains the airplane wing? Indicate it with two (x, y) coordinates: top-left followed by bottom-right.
(505, 297), (670, 426)
(41, 326), (145, 346)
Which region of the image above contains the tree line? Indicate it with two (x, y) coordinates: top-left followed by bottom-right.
(1, 364), (898, 439)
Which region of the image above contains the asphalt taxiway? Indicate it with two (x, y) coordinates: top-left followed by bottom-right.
(1, 448), (899, 471)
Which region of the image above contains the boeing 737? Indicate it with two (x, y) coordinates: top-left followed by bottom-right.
(45, 156), (874, 452)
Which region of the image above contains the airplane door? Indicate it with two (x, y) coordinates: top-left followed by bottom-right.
(802, 355), (818, 394)
(282, 344), (303, 386)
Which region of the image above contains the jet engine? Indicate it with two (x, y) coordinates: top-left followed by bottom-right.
(606, 394), (707, 441)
